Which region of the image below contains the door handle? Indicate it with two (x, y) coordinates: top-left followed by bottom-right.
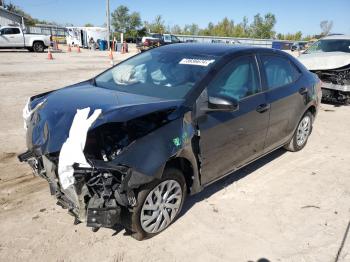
(299, 87), (308, 95)
(256, 103), (270, 113)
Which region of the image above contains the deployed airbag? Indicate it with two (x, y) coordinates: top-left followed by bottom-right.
(58, 107), (101, 189)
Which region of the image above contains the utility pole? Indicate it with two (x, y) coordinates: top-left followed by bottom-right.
(106, 0), (110, 50)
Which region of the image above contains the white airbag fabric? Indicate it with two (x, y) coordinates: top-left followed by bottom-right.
(58, 107), (102, 189)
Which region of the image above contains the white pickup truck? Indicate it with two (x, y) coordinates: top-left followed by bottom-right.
(0, 26), (51, 52)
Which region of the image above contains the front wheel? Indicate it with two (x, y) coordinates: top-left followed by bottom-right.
(285, 111), (313, 152)
(129, 168), (186, 240)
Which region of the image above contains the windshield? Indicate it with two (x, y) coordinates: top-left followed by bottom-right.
(95, 49), (217, 99)
(305, 39), (350, 54)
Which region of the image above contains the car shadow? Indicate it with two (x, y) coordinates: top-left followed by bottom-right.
(180, 148), (286, 217)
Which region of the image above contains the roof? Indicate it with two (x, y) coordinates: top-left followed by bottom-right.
(155, 43), (273, 57)
(322, 35), (350, 40)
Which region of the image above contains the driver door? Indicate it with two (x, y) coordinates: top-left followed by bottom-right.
(0, 28), (22, 47)
(196, 55), (270, 185)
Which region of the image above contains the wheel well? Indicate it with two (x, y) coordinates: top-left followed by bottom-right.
(164, 157), (194, 193)
(307, 105), (316, 117)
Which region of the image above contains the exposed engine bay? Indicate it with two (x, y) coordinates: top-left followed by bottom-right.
(84, 109), (173, 162)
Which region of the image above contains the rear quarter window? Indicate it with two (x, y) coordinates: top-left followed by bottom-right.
(261, 55), (301, 89)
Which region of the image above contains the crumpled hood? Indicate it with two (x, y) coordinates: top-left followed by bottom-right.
(298, 52), (350, 70)
(26, 81), (183, 154)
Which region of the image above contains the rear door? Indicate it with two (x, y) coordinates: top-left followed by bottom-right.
(258, 53), (305, 152)
(196, 54), (270, 185)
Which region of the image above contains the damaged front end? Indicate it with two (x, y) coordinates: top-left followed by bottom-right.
(19, 150), (135, 228)
(312, 64), (350, 104)
(18, 87), (199, 230)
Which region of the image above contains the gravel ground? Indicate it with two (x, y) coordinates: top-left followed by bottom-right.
(0, 47), (349, 262)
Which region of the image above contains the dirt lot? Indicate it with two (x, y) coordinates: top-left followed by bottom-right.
(0, 48), (349, 262)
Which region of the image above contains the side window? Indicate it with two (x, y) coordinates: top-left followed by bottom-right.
(2, 28), (11, 34)
(2, 28), (20, 35)
(12, 28), (20, 34)
(171, 35), (180, 43)
(208, 56), (260, 100)
(261, 55), (300, 89)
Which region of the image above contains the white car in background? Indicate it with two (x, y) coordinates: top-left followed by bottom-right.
(298, 35), (350, 104)
(0, 26), (51, 52)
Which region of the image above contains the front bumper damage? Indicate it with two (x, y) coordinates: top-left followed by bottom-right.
(18, 151), (138, 229)
(311, 65), (350, 104)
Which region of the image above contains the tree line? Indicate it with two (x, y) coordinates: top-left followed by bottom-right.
(1, 2), (334, 41)
(111, 5), (333, 41)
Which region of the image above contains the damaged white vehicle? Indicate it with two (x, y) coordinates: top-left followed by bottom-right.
(298, 35), (350, 104)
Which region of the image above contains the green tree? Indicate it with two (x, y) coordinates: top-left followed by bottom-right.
(276, 31), (303, 41)
(250, 13), (276, 39)
(295, 31), (302, 40)
(171, 24), (182, 34)
(146, 15), (165, 33)
(183, 23), (199, 35)
(111, 5), (129, 32)
(84, 23), (94, 27)
(111, 5), (141, 35)
(128, 11), (142, 37)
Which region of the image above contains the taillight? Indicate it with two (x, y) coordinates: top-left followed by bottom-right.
(144, 39), (150, 46)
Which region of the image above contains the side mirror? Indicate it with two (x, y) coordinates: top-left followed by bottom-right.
(207, 96), (239, 112)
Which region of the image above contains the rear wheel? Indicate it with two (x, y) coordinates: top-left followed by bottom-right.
(33, 42), (45, 52)
(285, 111), (313, 152)
(129, 168), (186, 240)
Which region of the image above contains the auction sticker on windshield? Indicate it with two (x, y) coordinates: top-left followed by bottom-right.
(179, 58), (215, 66)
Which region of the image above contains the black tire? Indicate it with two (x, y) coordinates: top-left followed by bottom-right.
(33, 41), (45, 52)
(284, 111), (313, 152)
(129, 167), (186, 240)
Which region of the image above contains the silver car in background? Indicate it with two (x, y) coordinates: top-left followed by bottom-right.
(298, 35), (350, 104)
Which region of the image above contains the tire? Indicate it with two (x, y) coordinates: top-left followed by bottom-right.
(129, 167), (186, 240)
(284, 111), (313, 152)
(32, 41), (45, 52)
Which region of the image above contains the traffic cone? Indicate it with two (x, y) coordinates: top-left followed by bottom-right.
(67, 44), (71, 52)
(77, 45), (81, 53)
(47, 48), (53, 60)
(108, 48), (114, 65)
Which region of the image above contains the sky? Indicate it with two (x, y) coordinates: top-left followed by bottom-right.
(7, 0), (350, 35)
